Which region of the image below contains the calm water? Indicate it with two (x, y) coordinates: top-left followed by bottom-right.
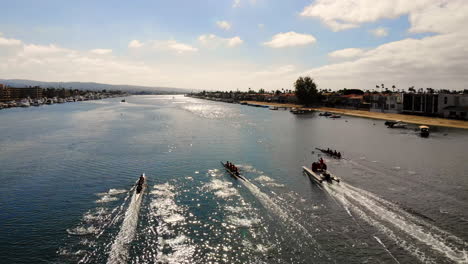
(1, 95), (467, 264)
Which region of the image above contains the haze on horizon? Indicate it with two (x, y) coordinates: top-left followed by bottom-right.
(1, 0), (467, 91)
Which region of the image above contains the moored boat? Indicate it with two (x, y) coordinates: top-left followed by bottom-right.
(269, 106), (279, 110)
(419, 125), (430, 137)
(386, 120), (407, 128)
(319, 112), (332, 116)
(330, 114), (341, 118)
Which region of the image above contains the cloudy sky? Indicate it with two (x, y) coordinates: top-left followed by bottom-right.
(1, 0), (467, 91)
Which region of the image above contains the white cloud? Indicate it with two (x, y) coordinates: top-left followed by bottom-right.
(198, 34), (243, 48)
(409, 0), (468, 34)
(128, 40), (143, 48)
(300, 0), (439, 31)
(301, 31), (468, 90)
(90, 49), (112, 55)
(328, 48), (365, 59)
(0, 35), (23, 46)
(325, 20), (359, 32)
(20, 44), (73, 57)
(216, 20), (231, 31)
(232, 0), (241, 8)
(154, 40), (198, 54)
(370, 27), (388, 37)
(0, 37), (165, 86)
(253, 65), (296, 76)
(128, 39), (197, 54)
(263, 32), (316, 48)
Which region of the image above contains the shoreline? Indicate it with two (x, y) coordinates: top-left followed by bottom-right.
(241, 100), (468, 129)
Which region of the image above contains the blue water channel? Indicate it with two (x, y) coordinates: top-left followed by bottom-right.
(1, 95), (467, 263)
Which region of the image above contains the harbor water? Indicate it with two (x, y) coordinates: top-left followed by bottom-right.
(0, 95), (467, 263)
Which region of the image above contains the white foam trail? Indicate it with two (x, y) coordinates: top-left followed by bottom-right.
(332, 190), (435, 263)
(145, 183), (196, 263)
(240, 180), (325, 258)
(374, 236), (401, 264)
(106, 186), (145, 264)
(326, 183), (468, 263)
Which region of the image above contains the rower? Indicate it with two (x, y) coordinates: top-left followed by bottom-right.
(138, 174), (144, 185)
(337, 152), (341, 158)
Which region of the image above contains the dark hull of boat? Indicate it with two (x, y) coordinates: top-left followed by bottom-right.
(315, 148), (342, 159)
(303, 166), (340, 183)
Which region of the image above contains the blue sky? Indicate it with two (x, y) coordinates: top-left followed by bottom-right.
(1, 0), (466, 90)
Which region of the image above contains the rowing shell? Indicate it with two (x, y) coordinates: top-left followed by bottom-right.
(220, 161), (246, 181)
(315, 148), (342, 159)
(136, 173), (146, 196)
(302, 166), (340, 183)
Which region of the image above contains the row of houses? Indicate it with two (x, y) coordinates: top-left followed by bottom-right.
(369, 93), (468, 120)
(192, 90), (468, 120)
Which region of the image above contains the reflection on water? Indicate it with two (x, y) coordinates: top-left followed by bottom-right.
(0, 95), (467, 264)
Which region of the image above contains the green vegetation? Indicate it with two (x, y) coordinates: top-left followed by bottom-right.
(294, 76), (319, 106)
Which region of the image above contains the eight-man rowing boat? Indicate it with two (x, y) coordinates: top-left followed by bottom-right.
(136, 173), (146, 195)
(220, 161), (246, 181)
(315, 148), (342, 159)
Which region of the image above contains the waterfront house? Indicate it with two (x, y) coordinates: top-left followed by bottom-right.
(370, 93), (403, 113)
(402, 93), (439, 116)
(439, 94), (468, 120)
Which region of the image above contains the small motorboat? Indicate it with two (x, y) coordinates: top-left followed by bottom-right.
(330, 114), (341, 118)
(269, 106), (279, 110)
(121, 99), (126, 103)
(419, 125), (430, 137)
(303, 166), (340, 183)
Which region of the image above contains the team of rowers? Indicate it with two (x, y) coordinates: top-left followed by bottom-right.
(136, 174), (145, 193)
(225, 161), (240, 176)
(323, 148), (342, 158)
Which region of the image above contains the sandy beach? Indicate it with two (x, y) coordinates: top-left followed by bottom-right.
(241, 100), (468, 129)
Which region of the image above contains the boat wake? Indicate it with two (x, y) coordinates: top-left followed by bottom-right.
(139, 182), (196, 263)
(106, 184), (145, 264)
(236, 165), (329, 261)
(323, 183), (468, 264)
(59, 187), (132, 263)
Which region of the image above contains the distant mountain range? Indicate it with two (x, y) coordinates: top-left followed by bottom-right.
(0, 79), (190, 94)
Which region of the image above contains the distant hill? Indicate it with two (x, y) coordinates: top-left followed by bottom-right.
(0, 79), (190, 94)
